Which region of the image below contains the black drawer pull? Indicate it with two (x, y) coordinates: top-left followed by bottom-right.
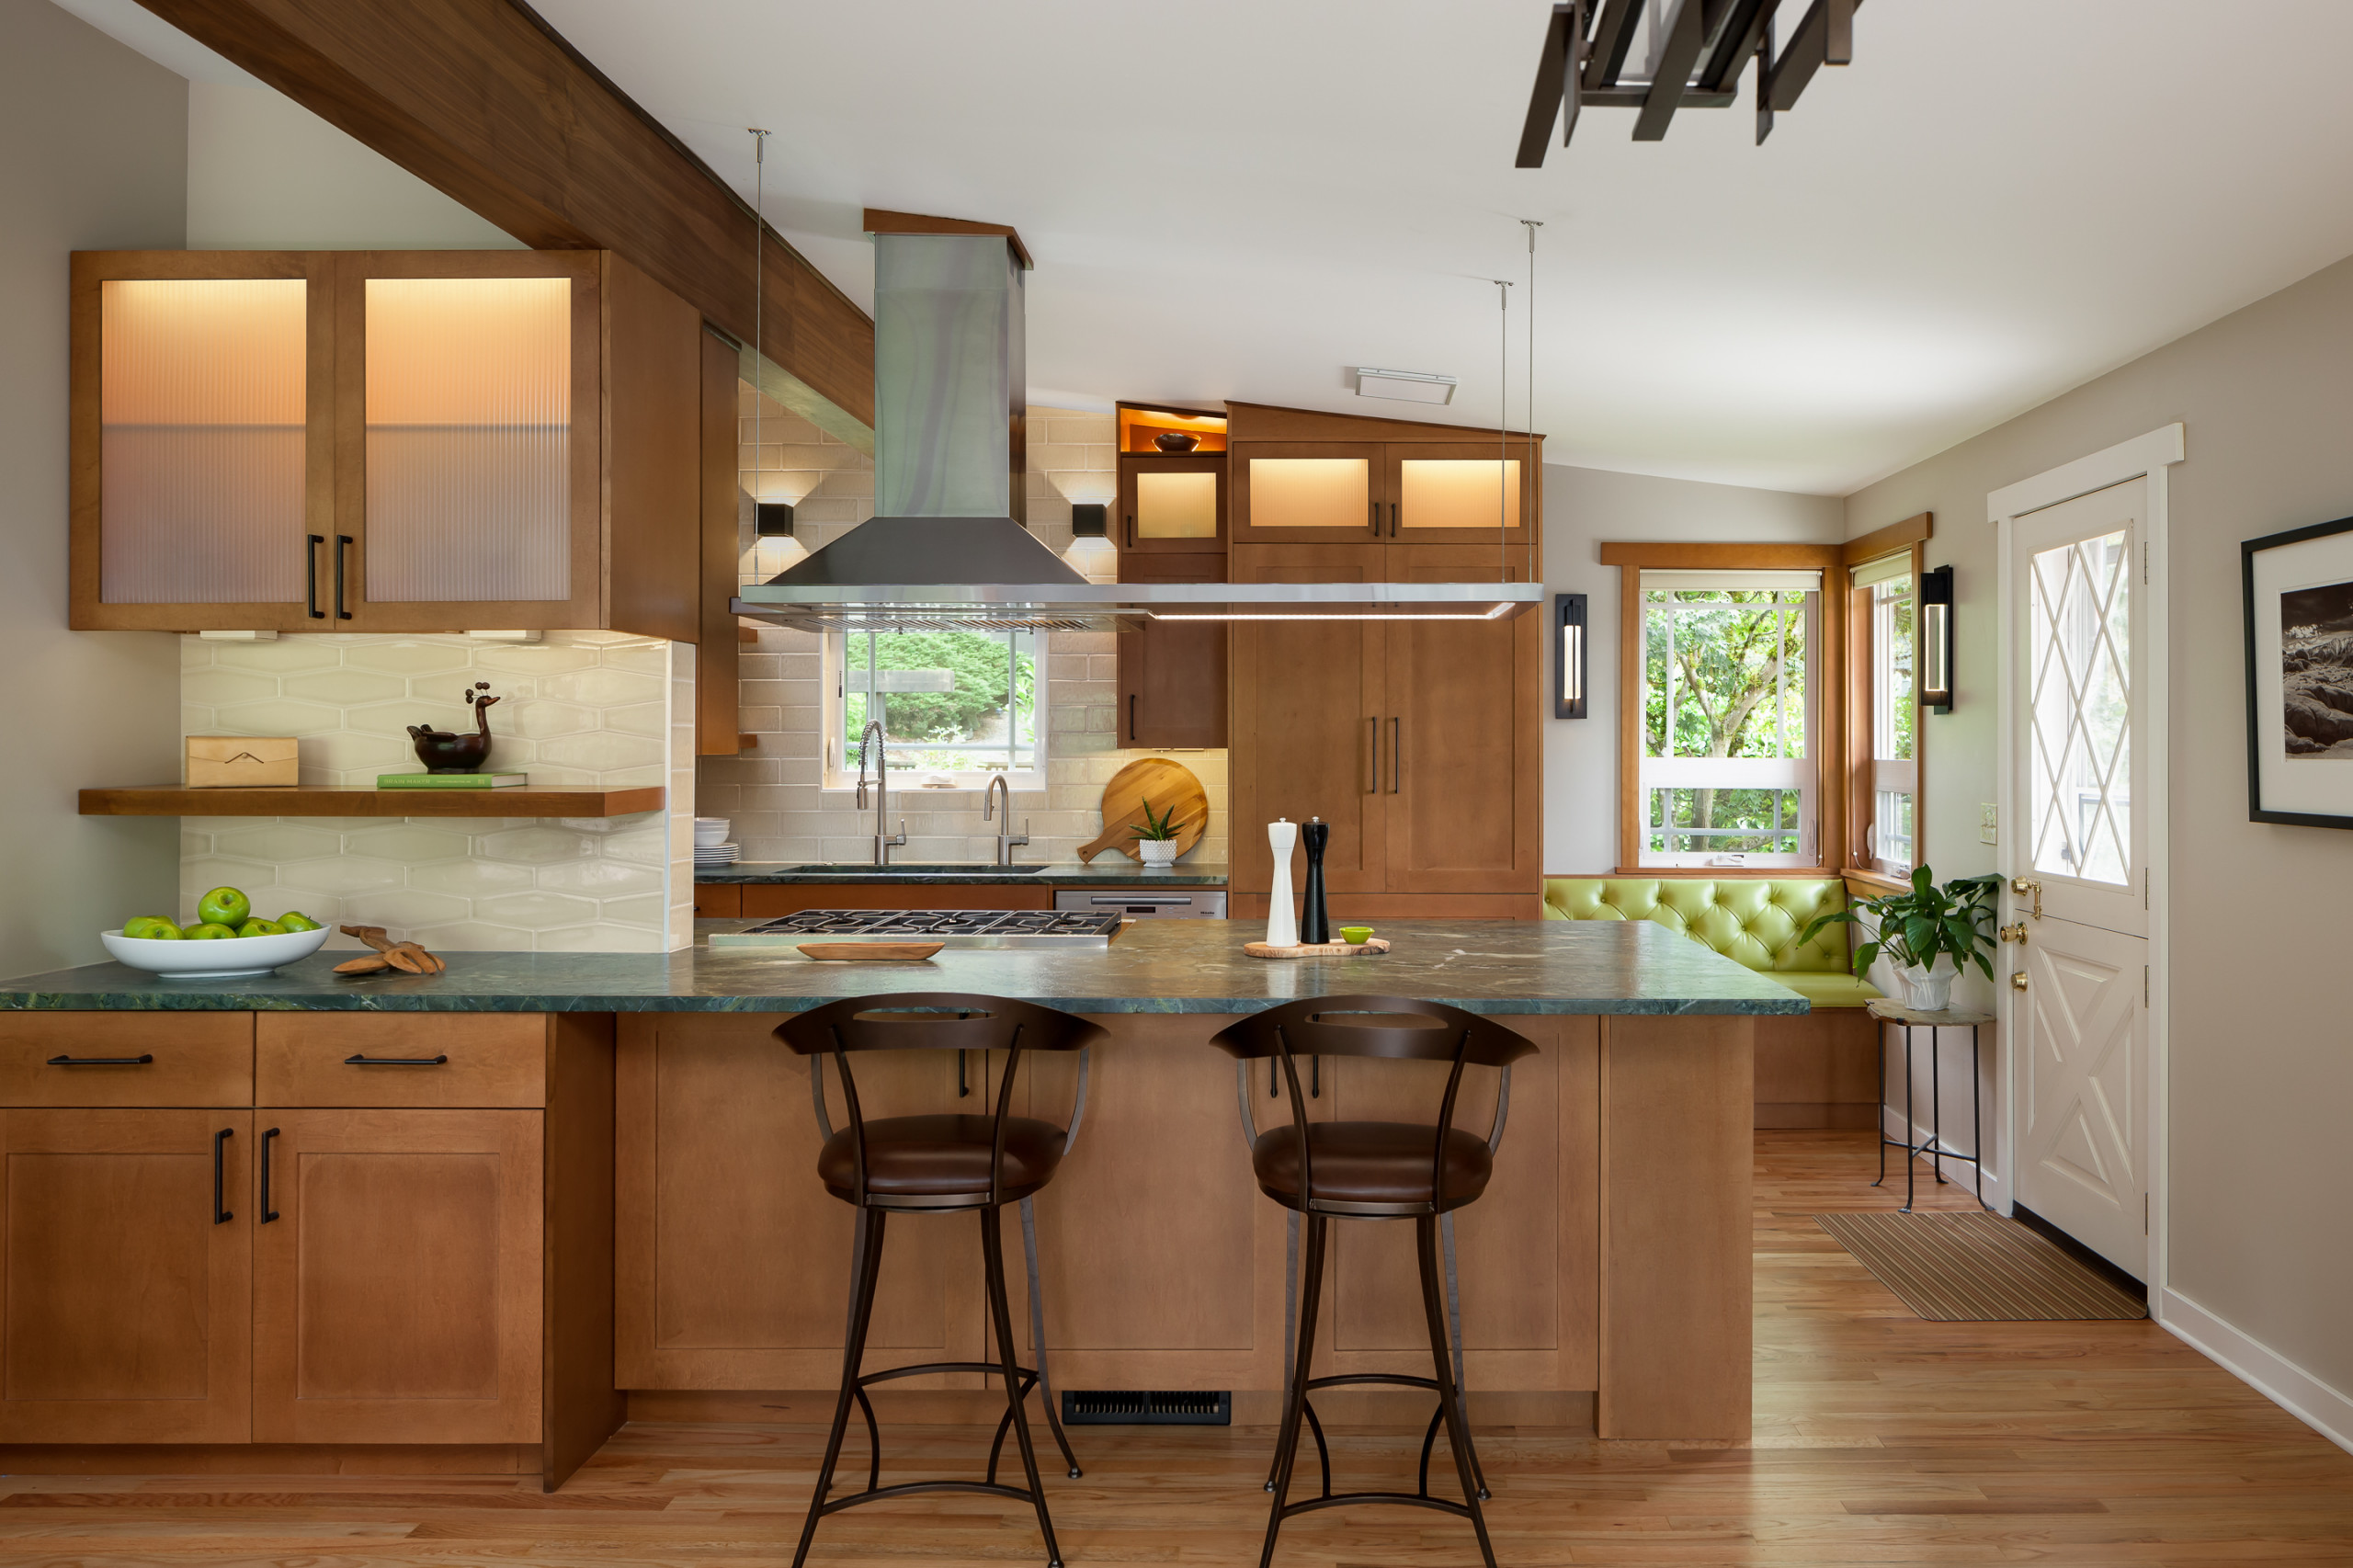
(344, 1053), (449, 1066)
(46, 1053), (153, 1066)
(261, 1127), (279, 1222)
(212, 1127), (233, 1225)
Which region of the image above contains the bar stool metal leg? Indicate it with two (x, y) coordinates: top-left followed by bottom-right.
(1417, 1215), (1499, 1568)
(1265, 1210), (1302, 1493)
(983, 1207), (1064, 1568)
(1018, 1195), (1083, 1479)
(794, 1209), (889, 1568)
(1257, 1213), (1329, 1568)
(1439, 1210), (1490, 1501)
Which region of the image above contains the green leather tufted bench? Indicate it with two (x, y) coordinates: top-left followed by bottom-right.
(1543, 877), (1883, 1128)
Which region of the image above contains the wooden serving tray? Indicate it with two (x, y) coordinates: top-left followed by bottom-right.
(1244, 938), (1390, 960)
(796, 942), (945, 963)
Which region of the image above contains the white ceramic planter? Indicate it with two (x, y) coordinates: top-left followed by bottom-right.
(1896, 962), (1955, 1012)
(1137, 838), (1180, 866)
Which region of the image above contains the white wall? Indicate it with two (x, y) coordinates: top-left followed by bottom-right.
(1847, 250), (2353, 1424)
(1540, 463), (1846, 872)
(0, 2), (188, 978)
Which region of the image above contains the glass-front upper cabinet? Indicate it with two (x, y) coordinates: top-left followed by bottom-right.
(338, 252), (605, 631)
(1229, 441), (1387, 542)
(1383, 441), (1537, 546)
(72, 252), (335, 631)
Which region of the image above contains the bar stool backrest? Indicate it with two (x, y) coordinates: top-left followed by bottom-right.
(1210, 996), (1537, 1214)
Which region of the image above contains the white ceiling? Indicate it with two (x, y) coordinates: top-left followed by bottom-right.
(67, 0), (2353, 494)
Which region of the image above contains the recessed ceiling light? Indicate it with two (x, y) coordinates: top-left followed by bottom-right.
(1353, 367), (1457, 405)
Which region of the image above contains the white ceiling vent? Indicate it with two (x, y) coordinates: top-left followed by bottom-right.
(1352, 367), (1457, 405)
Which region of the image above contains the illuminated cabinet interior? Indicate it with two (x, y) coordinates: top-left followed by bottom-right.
(1133, 470), (1218, 540)
(1397, 457), (1522, 531)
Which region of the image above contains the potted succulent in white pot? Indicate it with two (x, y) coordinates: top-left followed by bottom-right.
(1799, 866), (2001, 1013)
(1131, 800), (1184, 865)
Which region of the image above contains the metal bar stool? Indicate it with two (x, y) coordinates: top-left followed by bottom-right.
(1211, 995), (1537, 1568)
(777, 993), (1105, 1568)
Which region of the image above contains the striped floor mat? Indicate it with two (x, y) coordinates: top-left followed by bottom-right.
(1815, 1210), (2146, 1322)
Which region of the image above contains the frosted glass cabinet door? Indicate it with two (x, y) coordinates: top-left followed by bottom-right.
(337, 253), (602, 630)
(71, 252), (335, 631)
(1384, 442), (1535, 543)
(1115, 452), (1226, 557)
(1231, 442), (1385, 541)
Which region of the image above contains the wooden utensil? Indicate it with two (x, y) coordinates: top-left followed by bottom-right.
(334, 925), (446, 976)
(1074, 757), (1209, 863)
(1244, 938), (1390, 959)
(796, 941), (945, 962)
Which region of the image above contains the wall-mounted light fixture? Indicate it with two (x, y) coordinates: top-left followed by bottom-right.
(756, 501), (796, 538)
(1553, 592), (1586, 719)
(1070, 503), (1108, 539)
(1920, 564), (1954, 712)
(1354, 366), (1457, 405)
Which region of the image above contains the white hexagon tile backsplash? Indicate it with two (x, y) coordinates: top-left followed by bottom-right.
(179, 631), (691, 953)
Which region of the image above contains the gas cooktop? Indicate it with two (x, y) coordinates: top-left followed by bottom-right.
(707, 908), (1123, 950)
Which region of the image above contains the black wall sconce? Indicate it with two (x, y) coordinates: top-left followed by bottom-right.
(1920, 565), (1954, 712)
(1553, 592), (1587, 719)
(756, 501), (795, 538)
(1070, 503), (1108, 539)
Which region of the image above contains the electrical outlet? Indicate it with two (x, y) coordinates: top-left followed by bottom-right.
(1979, 803), (1998, 846)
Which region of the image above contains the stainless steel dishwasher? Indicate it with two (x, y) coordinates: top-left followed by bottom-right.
(1054, 888), (1227, 920)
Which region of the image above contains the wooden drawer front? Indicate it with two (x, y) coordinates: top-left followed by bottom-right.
(0, 1014), (252, 1107)
(257, 1016), (545, 1108)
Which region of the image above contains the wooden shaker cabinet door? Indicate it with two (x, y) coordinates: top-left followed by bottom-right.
(253, 1109), (542, 1444)
(0, 1109), (253, 1443)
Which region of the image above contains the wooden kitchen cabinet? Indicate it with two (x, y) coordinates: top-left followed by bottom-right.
(1118, 553), (1228, 748)
(1116, 451), (1226, 557)
(698, 328), (743, 756)
(253, 1108), (543, 1444)
(71, 249), (703, 641)
(1229, 440), (1385, 543)
(0, 1108), (254, 1443)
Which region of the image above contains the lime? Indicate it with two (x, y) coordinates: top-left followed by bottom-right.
(196, 887), (251, 927)
(122, 916), (182, 940)
(277, 911), (323, 933)
(184, 923), (238, 940)
(236, 918), (287, 937)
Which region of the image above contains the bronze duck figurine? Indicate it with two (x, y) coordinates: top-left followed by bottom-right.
(408, 683), (500, 773)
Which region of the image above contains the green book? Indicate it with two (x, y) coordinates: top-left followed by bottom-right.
(376, 772), (529, 789)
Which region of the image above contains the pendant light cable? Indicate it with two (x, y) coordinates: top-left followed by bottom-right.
(1522, 220), (1541, 585)
(1495, 278), (1512, 585)
(749, 128), (770, 509)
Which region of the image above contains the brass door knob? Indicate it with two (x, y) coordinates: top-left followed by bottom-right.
(2009, 878), (2043, 920)
(1998, 922), (2029, 944)
(2010, 971), (2029, 992)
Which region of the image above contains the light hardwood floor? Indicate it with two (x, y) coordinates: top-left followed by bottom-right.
(3, 1131), (2347, 1564)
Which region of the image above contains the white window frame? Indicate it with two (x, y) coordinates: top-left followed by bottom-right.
(1859, 555), (1919, 877)
(1636, 570), (1822, 868)
(821, 628), (1048, 791)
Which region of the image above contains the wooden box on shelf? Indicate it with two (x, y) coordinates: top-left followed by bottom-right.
(186, 735), (299, 788)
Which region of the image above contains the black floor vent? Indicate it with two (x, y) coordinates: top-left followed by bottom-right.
(1062, 1390), (1232, 1426)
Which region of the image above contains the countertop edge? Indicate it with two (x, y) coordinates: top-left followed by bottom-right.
(0, 992), (1806, 1016)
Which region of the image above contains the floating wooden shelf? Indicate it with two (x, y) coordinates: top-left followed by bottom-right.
(78, 785), (666, 818)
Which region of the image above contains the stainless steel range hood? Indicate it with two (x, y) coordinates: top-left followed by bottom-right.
(732, 217), (1540, 632)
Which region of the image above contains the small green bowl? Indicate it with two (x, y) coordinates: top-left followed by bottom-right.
(1339, 925), (1374, 945)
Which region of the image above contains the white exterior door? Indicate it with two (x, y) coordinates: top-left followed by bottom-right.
(2009, 478), (2150, 1278)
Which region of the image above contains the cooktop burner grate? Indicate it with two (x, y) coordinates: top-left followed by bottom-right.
(708, 908), (1123, 949)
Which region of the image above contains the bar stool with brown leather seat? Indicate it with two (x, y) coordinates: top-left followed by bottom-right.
(777, 993), (1105, 1568)
(1210, 995), (1537, 1568)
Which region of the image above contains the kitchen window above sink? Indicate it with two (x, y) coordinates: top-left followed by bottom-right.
(825, 627), (1044, 789)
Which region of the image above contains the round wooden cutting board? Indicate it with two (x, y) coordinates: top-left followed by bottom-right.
(1075, 757), (1210, 863)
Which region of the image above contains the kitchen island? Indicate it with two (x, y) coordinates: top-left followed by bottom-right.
(0, 919), (1800, 1485)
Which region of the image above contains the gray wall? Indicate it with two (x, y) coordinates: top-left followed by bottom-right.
(0, 2), (188, 977)
(1540, 463), (1846, 873)
(1847, 250), (2353, 1402)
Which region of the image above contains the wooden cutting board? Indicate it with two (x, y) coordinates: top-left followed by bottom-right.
(1075, 757), (1209, 863)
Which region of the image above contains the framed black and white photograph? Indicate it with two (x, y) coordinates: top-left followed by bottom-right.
(2244, 514), (2353, 826)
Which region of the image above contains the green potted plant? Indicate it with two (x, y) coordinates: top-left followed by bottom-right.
(1799, 866), (2002, 1012)
(1131, 800), (1183, 865)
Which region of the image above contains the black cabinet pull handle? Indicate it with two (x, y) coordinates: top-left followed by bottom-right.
(305, 534), (326, 619)
(212, 1128), (233, 1225)
(46, 1053), (153, 1066)
(1369, 499), (1379, 536)
(1368, 716), (1379, 793)
(343, 1052), (449, 1065)
(261, 1127), (280, 1222)
(1126, 512), (1135, 549)
(1390, 501), (1399, 538)
(1391, 717), (1402, 793)
(1129, 693), (1137, 743)
(334, 534), (353, 620)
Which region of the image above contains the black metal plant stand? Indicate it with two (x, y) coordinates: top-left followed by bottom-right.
(1867, 998), (1995, 1212)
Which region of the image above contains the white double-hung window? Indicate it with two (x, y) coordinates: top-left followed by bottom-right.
(825, 628), (1043, 787)
(1854, 552), (1917, 875)
(1638, 570), (1821, 866)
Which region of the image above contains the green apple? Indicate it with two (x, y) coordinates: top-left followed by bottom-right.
(277, 911), (322, 933)
(196, 886), (251, 928)
(122, 916), (182, 940)
(236, 918), (287, 937)
(183, 923), (237, 940)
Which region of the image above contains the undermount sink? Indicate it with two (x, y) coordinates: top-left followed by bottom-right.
(781, 862), (1048, 875)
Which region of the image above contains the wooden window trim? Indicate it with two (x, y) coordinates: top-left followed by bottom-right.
(1838, 515), (1933, 881)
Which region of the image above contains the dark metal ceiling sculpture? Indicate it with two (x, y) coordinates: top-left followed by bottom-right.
(1517, 0), (1858, 163)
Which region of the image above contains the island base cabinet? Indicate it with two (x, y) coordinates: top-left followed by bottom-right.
(0, 1109), (253, 1444)
(252, 1110), (544, 1445)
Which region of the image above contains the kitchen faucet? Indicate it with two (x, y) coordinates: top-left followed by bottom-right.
(982, 773), (1029, 867)
(853, 718), (905, 866)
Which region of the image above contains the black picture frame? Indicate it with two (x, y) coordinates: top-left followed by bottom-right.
(2244, 513), (2353, 828)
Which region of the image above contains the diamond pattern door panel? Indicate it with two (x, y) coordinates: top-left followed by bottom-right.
(2027, 527), (2132, 888)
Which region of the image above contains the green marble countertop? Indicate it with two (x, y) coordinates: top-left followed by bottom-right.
(0, 919), (1808, 1017)
(698, 860), (1228, 888)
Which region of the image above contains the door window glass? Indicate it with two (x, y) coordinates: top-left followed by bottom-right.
(2027, 528), (2131, 883)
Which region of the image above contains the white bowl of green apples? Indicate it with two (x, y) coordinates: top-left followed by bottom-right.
(101, 886), (333, 978)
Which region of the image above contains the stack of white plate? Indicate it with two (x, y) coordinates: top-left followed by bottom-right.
(693, 816), (739, 869)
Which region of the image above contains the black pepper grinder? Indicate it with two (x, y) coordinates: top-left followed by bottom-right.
(1300, 817), (1331, 945)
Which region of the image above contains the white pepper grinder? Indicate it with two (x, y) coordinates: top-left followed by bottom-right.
(1266, 818), (1298, 949)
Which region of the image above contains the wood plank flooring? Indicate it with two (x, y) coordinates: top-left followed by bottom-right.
(3, 1131), (2347, 1564)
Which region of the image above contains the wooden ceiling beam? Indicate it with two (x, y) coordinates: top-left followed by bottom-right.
(132, 0), (875, 427)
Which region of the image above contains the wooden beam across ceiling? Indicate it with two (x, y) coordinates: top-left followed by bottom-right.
(132, 0), (875, 429)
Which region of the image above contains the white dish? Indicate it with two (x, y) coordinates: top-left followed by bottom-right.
(100, 925), (334, 979)
(693, 818), (732, 847)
